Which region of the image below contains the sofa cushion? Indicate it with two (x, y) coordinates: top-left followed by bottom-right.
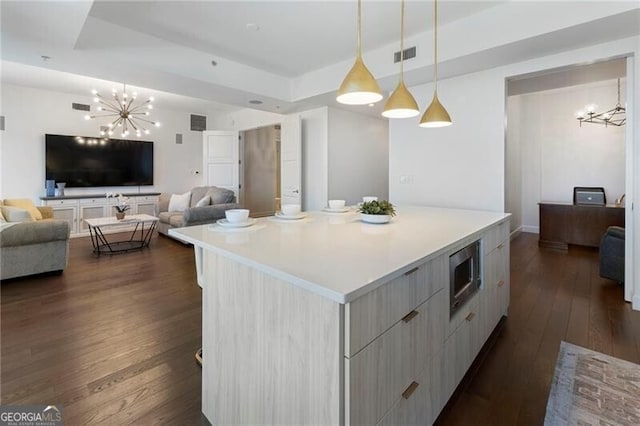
(207, 187), (235, 204)
(190, 187), (209, 207)
(169, 215), (185, 228)
(195, 195), (211, 207)
(0, 208), (5, 223)
(168, 192), (191, 212)
(158, 211), (177, 223)
(1, 206), (34, 223)
(4, 199), (43, 220)
(0, 220), (69, 247)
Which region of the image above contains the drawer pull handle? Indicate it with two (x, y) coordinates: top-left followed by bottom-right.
(465, 311), (476, 321)
(404, 267), (419, 276)
(497, 280), (505, 288)
(402, 310), (419, 323)
(402, 381), (419, 399)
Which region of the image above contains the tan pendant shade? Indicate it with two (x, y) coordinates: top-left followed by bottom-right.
(336, 0), (383, 105)
(337, 55), (383, 105)
(383, 81), (419, 118)
(419, 0), (451, 128)
(382, 0), (419, 118)
(419, 91), (452, 127)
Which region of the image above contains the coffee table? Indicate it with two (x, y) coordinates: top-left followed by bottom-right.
(85, 214), (159, 255)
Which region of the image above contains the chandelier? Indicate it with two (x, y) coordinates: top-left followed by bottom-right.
(84, 84), (160, 138)
(576, 78), (626, 127)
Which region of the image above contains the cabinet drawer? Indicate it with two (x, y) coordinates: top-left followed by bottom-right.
(346, 290), (445, 426)
(134, 195), (158, 203)
(345, 255), (446, 357)
(45, 199), (76, 207)
(482, 221), (509, 255)
(79, 197), (106, 205)
(375, 355), (435, 426)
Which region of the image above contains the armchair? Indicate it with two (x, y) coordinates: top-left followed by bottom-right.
(599, 226), (625, 283)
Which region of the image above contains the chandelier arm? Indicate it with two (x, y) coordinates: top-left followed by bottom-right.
(128, 100), (152, 113)
(133, 117), (158, 125)
(98, 99), (121, 111)
(125, 97), (135, 110)
(89, 113), (121, 118)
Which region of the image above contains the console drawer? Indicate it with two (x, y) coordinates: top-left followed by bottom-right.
(483, 221), (509, 255)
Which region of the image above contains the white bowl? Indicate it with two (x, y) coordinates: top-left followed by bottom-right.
(281, 204), (301, 215)
(362, 196), (378, 203)
(225, 209), (250, 223)
(328, 199), (346, 209)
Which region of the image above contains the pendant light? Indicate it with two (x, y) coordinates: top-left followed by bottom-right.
(419, 0), (452, 128)
(337, 0), (383, 105)
(382, 0), (419, 118)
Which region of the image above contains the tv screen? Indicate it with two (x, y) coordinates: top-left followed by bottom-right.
(46, 134), (154, 187)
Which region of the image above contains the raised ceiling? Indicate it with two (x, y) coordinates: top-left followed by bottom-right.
(1, 1), (639, 115)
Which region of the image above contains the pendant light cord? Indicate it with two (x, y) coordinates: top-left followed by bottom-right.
(357, 0), (362, 58)
(400, 0), (405, 82)
(433, 0), (438, 93)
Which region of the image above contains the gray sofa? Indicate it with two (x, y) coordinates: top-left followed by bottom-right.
(157, 186), (239, 239)
(0, 206), (71, 280)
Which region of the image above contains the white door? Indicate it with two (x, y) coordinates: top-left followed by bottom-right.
(203, 131), (239, 198)
(280, 115), (302, 206)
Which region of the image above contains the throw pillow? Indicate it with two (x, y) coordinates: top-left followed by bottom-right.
(3, 198), (43, 221)
(0, 206), (34, 223)
(168, 192), (192, 213)
(0, 208), (5, 223)
(207, 187), (234, 205)
(195, 195), (210, 207)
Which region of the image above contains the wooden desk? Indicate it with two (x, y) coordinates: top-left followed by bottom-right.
(539, 202), (625, 250)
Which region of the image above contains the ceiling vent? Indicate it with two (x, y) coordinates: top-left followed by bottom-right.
(72, 103), (90, 111)
(190, 114), (206, 132)
(394, 46), (416, 63)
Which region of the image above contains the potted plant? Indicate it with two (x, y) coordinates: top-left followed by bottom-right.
(358, 200), (396, 224)
(106, 192), (131, 219)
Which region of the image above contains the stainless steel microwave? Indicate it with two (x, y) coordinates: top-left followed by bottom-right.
(449, 240), (481, 317)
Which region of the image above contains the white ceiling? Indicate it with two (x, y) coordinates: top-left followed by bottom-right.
(87, 0), (505, 77)
(1, 1), (639, 115)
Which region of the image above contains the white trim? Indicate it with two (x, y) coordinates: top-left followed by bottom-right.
(624, 56), (634, 304)
(521, 225), (539, 234)
(634, 294), (640, 311)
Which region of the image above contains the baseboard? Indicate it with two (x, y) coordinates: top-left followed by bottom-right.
(633, 294), (640, 312)
(510, 226), (522, 240)
(521, 225), (539, 234)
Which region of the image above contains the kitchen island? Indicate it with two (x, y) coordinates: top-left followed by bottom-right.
(170, 206), (510, 425)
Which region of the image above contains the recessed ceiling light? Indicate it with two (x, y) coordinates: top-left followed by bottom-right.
(211, 60), (218, 67)
(249, 100), (263, 105)
(246, 23), (260, 31)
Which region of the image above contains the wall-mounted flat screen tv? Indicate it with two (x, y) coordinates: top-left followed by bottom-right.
(45, 134), (154, 187)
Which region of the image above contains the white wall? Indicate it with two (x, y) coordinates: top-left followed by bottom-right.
(0, 84), (219, 201)
(390, 68), (505, 211)
(505, 96), (522, 233)
(390, 37), (638, 214)
(327, 108), (389, 205)
(512, 79), (626, 233)
(209, 108), (284, 132)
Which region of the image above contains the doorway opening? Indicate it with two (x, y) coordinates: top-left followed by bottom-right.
(239, 124), (281, 217)
(504, 56), (631, 300)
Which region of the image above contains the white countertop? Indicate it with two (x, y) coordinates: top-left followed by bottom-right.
(169, 206), (510, 304)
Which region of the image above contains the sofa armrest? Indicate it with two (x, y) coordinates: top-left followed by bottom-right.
(158, 193), (171, 213)
(37, 206), (54, 219)
(183, 203), (241, 226)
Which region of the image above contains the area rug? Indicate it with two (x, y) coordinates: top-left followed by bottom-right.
(544, 341), (640, 425)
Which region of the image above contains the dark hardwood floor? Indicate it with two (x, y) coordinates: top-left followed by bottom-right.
(1, 233), (205, 425)
(2, 231), (639, 425)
